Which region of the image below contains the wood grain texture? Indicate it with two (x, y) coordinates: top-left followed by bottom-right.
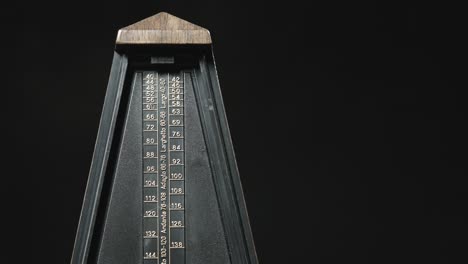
(116, 12), (211, 44)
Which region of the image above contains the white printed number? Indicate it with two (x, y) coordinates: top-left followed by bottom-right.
(144, 252), (157, 259)
(171, 241), (183, 248)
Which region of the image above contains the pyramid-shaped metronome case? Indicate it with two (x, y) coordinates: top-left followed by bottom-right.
(70, 12), (258, 264)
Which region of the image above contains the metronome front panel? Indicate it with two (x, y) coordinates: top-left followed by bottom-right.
(72, 12), (257, 264)
(96, 69), (230, 264)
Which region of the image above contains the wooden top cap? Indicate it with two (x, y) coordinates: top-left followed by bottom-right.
(116, 12), (211, 45)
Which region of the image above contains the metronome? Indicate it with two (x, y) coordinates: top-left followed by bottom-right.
(70, 12), (258, 264)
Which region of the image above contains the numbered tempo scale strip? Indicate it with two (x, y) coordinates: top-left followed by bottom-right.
(141, 71), (185, 264)
(142, 71), (160, 263)
(168, 72), (186, 263)
(158, 73), (170, 264)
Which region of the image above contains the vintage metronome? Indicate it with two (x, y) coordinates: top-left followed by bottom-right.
(70, 12), (258, 264)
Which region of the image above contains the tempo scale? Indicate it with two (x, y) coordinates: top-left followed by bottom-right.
(70, 12), (258, 264)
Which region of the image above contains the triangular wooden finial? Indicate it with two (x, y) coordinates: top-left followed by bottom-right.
(116, 12), (211, 44)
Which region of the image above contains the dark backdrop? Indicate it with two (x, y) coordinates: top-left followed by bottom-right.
(4, 1), (466, 263)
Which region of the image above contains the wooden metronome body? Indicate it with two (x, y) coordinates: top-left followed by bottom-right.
(70, 12), (257, 264)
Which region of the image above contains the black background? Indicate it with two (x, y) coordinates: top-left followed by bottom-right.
(4, 1), (466, 263)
